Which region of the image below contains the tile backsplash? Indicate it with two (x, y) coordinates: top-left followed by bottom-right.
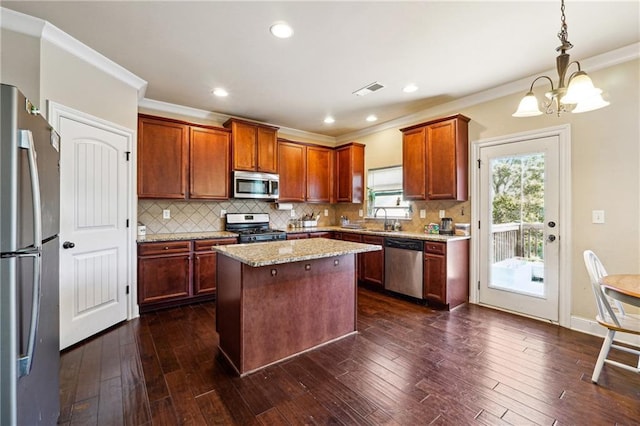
(139, 198), (470, 235)
(138, 199), (334, 234)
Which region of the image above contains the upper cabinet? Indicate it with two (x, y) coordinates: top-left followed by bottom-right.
(189, 126), (231, 199)
(138, 116), (189, 199)
(138, 115), (230, 200)
(335, 143), (365, 203)
(400, 114), (470, 201)
(306, 145), (333, 203)
(223, 118), (279, 173)
(277, 140), (334, 203)
(278, 140), (307, 202)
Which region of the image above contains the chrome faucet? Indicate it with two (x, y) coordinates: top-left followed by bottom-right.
(374, 207), (391, 230)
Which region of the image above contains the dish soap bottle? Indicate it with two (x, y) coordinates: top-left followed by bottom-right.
(393, 219), (401, 231)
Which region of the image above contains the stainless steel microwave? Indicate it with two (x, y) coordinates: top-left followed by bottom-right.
(233, 171), (279, 200)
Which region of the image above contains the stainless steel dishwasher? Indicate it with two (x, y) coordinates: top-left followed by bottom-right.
(384, 237), (424, 298)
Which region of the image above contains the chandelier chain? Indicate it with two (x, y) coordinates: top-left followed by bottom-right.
(556, 0), (573, 52)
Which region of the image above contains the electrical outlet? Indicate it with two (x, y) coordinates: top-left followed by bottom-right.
(220, 209), (226, 217)
(163, 209), (170, 219)
(290, 209), (296, 218)
(420, 209), (426, 219)
(592, 210), (605, 224)
(358, 209), (363, 217)
(439, 210), (445, 218)
(324, 209), (329, 216)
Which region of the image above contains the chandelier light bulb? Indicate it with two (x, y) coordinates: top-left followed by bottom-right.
(560, 72), (600, 105)
(512, 92), (543, 117)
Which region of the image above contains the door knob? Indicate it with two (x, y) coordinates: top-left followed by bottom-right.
(547, 235), (556, 243)
(62, 241), (75, 249)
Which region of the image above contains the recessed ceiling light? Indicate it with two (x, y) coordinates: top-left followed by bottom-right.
(212, 88), (228, 97)
(403, 84), (418, 93)
(270, 22), (294, 39)
(366, 115), (378, 122)
(324, 116), (335, 124)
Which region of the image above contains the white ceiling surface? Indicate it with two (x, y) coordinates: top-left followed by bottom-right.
(3, 1), (639, 139)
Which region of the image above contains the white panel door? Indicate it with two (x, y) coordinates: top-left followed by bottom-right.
(57, 115), (130, 349)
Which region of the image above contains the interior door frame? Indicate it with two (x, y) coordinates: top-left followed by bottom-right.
(46, 101), (137, 320)
(470, 124), (572, 327)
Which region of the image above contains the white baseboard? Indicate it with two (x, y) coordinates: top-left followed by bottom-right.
(571, 315), (640, 346)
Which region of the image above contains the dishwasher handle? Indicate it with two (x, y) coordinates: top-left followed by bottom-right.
(384, 238), (424, 251)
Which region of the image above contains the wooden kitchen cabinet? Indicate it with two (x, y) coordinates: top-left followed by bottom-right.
(340, 233), (364, 281)
(361, 235), (384, 287)
(308, 232), (332, 238)
(138, 241), (191, 309)
(306, 145), (333, 203)
(278, 140), (307, 202)
(189, 126), (231, 199)
(223, 118), (279, 173)
(335, 143), (365, 203)
(138, 116), (189, 198)
(138, 115), (230, 200)
(400, 115), (470, 201)
(193, 238), (237, 296)
(286, 233), (309, 240)
(138, 237), (238, 312)
(402, 127), (427, 200)
(423, 239), (469, 310)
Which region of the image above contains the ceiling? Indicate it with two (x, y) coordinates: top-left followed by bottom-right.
(3, 1), (639, 138)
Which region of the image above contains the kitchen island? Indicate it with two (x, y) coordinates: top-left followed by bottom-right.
(213, 238), (381, 376)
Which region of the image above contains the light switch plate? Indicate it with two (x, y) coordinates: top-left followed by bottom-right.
(290, 209), (296, 218)
(592, 210), (605, 224)
(420, 209), (426, 219)
(439, 210), (445, 218)
(358, 209), (363, 217)
(162, 209), (170, 219)
(220, 209), (226, 217)
(324, 209), (329, 216)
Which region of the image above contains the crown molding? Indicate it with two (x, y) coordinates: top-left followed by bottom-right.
(0, 7), (147, 99)
(139, 98), (337, 145)
(335, 42), (640, 144)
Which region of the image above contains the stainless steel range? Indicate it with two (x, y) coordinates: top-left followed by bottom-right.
(225, 213), (286, 243)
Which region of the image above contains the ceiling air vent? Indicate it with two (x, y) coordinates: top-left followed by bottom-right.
(353, 81), (385, 97)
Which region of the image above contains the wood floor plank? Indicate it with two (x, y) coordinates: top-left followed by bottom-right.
(164, 369), (208, 424)
(97, 376), (123, 426)
(149, 396), (178, 426)
(195, 390), (237, 426)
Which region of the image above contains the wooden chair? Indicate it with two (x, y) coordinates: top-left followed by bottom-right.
(583, 250), (640, 383)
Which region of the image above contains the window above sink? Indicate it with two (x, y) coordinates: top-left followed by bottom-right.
(367, 165), (411, 219)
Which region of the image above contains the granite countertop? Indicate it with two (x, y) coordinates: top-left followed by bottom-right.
(282, 226), (470, 242)
(137, 231), (238, 243)
(213, 238), (382, 267)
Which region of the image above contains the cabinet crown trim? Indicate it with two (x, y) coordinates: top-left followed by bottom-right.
(399, 114), (470, 133)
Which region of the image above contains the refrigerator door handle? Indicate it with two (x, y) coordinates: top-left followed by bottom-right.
(16, 129), (44, 377)
(18, 129), (43, 251)
(17, 252), (41, 377)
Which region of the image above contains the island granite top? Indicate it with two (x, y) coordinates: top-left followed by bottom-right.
(212, 237), (381, 267)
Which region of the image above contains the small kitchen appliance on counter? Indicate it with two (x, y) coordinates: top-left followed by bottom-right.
(225, 213), (286, 243)
(439, 217), (454, 235)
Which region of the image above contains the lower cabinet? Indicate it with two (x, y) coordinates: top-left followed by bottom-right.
(138, 237), (237, 312)
(335, 232), (384, 287)
(193, 238), (238, 296)
(286, 233), (309, 240)
(423, 239), (469, 310)
(361, 235), (384, 287)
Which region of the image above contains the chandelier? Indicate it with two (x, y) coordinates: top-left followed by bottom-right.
(512, 0), (609, 117)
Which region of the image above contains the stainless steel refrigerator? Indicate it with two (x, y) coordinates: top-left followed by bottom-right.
(1, 84), (61, 425)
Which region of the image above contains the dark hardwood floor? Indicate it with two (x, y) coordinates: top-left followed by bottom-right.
(58, 288), (640, 425)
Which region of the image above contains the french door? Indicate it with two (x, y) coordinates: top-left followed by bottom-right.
(478, 134), (561, 321)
